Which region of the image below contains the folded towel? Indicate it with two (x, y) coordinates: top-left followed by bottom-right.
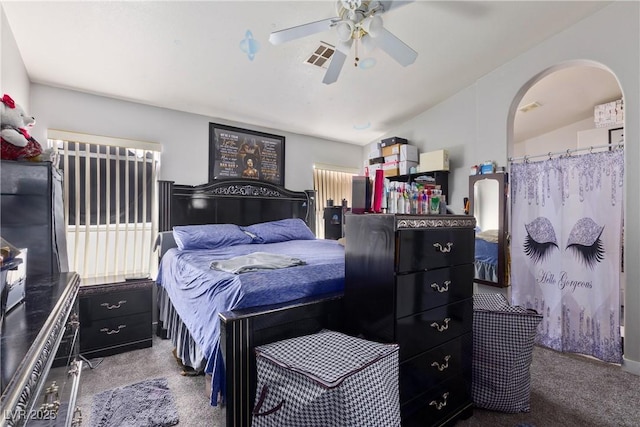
(211, 252), (306, 274)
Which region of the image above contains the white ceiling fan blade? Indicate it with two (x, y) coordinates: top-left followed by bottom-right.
(374, 27), (417, 66)
(378, 0), (414, 13)
(269, 17), (337, 45)
(323, 40), (353, 85)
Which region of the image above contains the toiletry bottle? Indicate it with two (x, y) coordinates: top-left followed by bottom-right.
(430, 189), (441, 214)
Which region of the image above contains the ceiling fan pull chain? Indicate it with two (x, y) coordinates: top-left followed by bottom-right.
(354, 38), (360, 67)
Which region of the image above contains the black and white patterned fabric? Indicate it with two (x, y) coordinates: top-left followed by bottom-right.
(252, 330), (400, 427)
(472, 293), (543, 413)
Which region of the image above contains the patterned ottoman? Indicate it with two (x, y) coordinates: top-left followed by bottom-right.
(252, 330), (400, 427)
(472, 293), (543, 413)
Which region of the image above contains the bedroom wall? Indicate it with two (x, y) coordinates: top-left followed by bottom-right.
(0, 6), (30, 111)
(367, 1), (640, 374)
(28, 84), (362, 192)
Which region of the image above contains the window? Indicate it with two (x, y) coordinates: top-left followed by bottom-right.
(49, 130), (161, 279)
(312, 164), (358, 238)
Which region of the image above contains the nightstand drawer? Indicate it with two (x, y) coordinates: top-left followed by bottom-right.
(396, 264), (473, 318)
(396, 228), (474, 273)
(399, 333), (472, 404)
(397, 298), (473, 360)
(81, 312), (152, 352)
(81, 287), (151, 321)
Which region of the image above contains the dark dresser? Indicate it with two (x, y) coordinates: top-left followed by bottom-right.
(0, 161), (68, 277)
(79, 277), (153, 358)
(0, 272), (82, 427)
(344, 214), (475, 426)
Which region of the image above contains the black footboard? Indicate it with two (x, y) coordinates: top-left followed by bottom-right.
(219, 292), (344, 427)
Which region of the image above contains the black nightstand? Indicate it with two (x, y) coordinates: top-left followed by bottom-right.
(79, 276), (153, 358)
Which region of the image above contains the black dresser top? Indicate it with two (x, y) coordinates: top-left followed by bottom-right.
(1, 272), (79, 400)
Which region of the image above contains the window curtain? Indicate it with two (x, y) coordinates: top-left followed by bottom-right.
(510, 149), (624, 363)
(313, 167), (354, 238)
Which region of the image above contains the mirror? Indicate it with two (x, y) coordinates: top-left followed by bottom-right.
(469, 173), (509, 287)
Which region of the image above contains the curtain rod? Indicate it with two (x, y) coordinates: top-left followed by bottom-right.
(509, 142), (624, 163)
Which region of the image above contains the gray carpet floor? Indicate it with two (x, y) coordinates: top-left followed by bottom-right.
(77, 336), (224, 426)
(78, 335), (640, 426)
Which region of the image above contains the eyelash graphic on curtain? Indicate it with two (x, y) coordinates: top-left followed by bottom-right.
(523, 217), (558, 263)
(524, 217), (605, 268)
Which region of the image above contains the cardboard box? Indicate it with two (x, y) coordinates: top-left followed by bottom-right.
(368, 147), (382, 159)
(384, 154), (399, 163)
(369, 156), (385, 165)
(382, 143), (419, 160)
(399, 145), (418, 162)
(380, 136), (408, 148)
(399, 160), (419, 175)
(384, 168), (399, 177)
(419, 149), (449, 172)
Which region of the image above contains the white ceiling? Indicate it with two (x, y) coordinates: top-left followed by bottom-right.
(2, 1), (617, 146)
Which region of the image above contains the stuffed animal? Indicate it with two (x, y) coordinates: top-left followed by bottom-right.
(1, 94), (43, 161)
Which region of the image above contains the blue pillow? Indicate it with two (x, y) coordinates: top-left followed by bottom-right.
(242, 218), (315, 244)
(173, 224), (253, 250)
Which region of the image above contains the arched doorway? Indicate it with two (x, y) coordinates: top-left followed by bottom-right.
(506, 62), (625, 362)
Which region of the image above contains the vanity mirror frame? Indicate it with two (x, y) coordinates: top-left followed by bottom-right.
(469, 172), (509, 288)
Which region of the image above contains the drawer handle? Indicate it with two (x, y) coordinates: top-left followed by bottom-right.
(40, 381), (60, 414)
(430, 280), (450, 293)
(100, 325), (127, 335)
(429, 392), (450, 411)
(433, 242), (453, 253)
(430, 317), (450, 332)
(431, 355), (451, 372)
(72, 407), (83, 426)
(101, 300), (127, 310)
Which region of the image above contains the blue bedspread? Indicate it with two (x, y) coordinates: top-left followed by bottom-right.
(475, 237), (498, 265)
(156, 238), (345, 405)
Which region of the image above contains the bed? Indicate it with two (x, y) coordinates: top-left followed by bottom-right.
(154, 179), (346, 427)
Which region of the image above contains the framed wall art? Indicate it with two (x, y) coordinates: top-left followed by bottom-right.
(209, 123), (285, 186)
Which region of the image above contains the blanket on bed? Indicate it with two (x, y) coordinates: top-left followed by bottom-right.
(211, 252), (305, 274)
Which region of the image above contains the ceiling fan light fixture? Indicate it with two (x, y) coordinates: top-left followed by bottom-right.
(361, 15), (383, 38)
(336, 20), (355, 42)
(360, 33), (376, 53)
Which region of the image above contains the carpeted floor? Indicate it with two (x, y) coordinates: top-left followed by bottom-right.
(78, 335), (640, 426)
(77, 336), (224, 427)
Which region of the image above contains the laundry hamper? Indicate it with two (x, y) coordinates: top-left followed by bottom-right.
(472, 293), (543, 413)
(252, 330), (400, 427)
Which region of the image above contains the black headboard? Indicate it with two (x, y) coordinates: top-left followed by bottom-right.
(158, 179), (316, 233)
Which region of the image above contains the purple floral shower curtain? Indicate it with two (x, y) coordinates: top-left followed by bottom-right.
(510, 149), (624, 363)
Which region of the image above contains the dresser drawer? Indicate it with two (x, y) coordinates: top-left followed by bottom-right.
(401, 374), (472, 427)
(396, 228), (474, 273)
(399, 333), (472, 405)
(80, 287), (151, 321)
(80, 311), (152, 352)
(396, 264), (473, 318)
(397, 298), (473, 360)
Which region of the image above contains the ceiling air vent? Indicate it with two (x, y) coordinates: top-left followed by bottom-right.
(518, 101), (542, 113)
(305, 42), (335, 69)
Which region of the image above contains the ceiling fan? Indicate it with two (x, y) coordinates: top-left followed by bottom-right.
(269, 0), (417, 84)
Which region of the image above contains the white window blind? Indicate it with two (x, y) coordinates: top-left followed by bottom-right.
(49, 130), (161, 280)
(313, 165), (357, 238)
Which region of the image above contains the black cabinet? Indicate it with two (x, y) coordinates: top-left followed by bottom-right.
(344, 214), (475, 426)
(0, 161), (68, 277)
(79, 277), (153, 358)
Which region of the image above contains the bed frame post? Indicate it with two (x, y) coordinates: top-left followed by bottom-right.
(305, 189), (316, 234)
(158, 180), (174, 232)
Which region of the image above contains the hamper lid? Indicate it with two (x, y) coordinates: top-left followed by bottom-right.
(255, 330), (398, 389)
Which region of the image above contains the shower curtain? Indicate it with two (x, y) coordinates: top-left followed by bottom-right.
(511, 149), (624, 363)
